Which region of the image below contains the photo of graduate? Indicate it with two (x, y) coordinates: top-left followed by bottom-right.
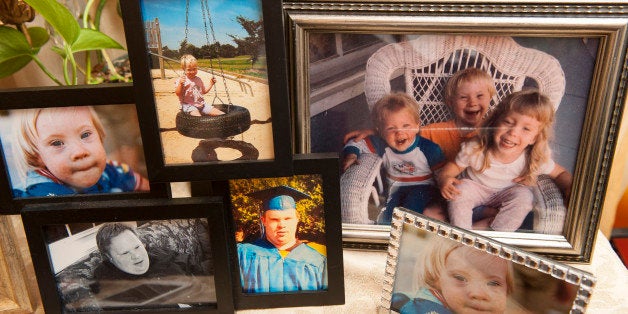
(230, 177), (328, 294)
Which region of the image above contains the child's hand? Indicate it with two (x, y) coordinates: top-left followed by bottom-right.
(210, 77), (216, 84)
(343, 129), (374, 144)
(439, 177), (461, 200)
(178, 77), (186, 87)
(342, 154), (359, 172)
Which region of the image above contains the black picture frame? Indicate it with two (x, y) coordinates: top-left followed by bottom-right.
(120, 0), (293, 182)
(21, 197), (234, 314)
(215, 153), (344, 309)
(0, 91), (171, 214)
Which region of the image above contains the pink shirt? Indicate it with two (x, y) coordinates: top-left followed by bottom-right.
(176, 76), (206, 107)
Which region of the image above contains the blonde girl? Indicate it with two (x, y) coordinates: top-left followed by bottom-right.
(437, 89), (572, 232)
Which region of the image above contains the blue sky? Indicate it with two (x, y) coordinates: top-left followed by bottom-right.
(140, 0), (263, 49)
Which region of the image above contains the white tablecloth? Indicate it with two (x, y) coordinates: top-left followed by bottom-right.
(237, 230), (628, 313)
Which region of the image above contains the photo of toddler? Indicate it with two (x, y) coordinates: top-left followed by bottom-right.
(174, 54), (225, 117)
(392, 236), (513, 313)
(392, 231), (512, 314)
(342, 92), (446, 224)
(1, 105), (150, 197)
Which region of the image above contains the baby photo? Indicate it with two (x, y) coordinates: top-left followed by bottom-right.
(305, 33), (595, 237)
(138, 0), (275, 165)
(0, 104), (150, 198)
(386, 212), (594, 314)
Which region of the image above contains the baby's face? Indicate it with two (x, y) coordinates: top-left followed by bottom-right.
(35, 107), (106, 191)
(437, 247), (508, 313)
(379, 108), (420, 152)
(451, 81), (492, 128)
(183, 61), (198, 79)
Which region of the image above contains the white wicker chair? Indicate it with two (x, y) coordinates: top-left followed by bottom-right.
(364, 35), (565, 124)
(342, 35), (566, 233)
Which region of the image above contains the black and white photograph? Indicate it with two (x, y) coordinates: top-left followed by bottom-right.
(21, 197), (233, 313)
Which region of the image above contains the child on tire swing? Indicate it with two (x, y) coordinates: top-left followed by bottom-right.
(175, 54), (225, 116)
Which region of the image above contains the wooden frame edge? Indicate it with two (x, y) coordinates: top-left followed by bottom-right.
(0, 215), (42, 313)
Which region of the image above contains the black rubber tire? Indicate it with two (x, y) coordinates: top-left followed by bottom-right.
(191, 139), (259, 162)
(176, 104), (251, 139)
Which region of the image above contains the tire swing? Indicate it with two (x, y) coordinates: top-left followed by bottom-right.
(175, 0), (251, 139)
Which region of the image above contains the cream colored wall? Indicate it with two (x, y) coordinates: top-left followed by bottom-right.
(600, 98), (628, 238)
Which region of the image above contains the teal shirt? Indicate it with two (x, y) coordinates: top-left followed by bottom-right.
(237, 238), (327, 293)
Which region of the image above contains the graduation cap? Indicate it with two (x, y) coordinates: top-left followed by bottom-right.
(247, 185), (311, 211)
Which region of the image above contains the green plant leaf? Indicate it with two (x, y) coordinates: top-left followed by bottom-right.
(24, 0), (80, 44)
(28, 27), (50, 49)
(0, 26), (32, 62)
(0, 56), (33, 78)
(71, 28), (124, 53)
(0, 26), (50, 78)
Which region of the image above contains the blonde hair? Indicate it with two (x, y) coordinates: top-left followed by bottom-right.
(15, 106), (106, 171)
(180, 54), (197, 69)
(416, 236), (514, 295)
(371, 92), (421, 134)
(444, 67), (497, 107)
(473, 89), (555, 185)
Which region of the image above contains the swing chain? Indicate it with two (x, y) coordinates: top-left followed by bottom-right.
(184, 0), (190, 46)
(200, 0), (233, 106)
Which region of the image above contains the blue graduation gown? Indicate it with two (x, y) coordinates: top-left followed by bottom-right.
(237, 238), (327, 293)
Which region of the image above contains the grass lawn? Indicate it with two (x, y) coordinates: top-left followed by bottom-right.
(197, 55), (267, 80)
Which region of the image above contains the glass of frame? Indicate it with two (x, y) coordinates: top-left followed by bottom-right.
(21, 197), (234, 313)
(381, 208), (596, 313)
(120, 0), (293, 182)
(0, 98), (170, 214)
(284, 1), (628, 262)
(0, 0), (129, 89)
(224, 153), (344, 309)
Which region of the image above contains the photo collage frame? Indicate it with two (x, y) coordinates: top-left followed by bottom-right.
(0, 0), (626, 312)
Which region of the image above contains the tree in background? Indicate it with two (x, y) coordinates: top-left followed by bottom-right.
(228, 15), (264, 64)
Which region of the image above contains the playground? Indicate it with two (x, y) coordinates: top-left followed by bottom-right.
(141, 0), (274, 165)
(151, 67), (274, 165)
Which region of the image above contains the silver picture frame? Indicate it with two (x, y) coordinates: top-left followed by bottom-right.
(381, 207), (596, 313)
(284, 0), (628, 262)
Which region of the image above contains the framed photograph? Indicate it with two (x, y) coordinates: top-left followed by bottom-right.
(284, 1), (628, 261)
(120, 0), (293, 182)
(381, 207), (596, 313)
(21, 197), (234, 313)
(0, 97), (170, 214)
(0, 0), (130, 89)
(225, 153), (344, 309)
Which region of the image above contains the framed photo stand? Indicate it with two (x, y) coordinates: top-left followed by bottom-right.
(21, 197), (234, 313)
(284, 0), (628, 262)
(382, 208), (596, 313)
